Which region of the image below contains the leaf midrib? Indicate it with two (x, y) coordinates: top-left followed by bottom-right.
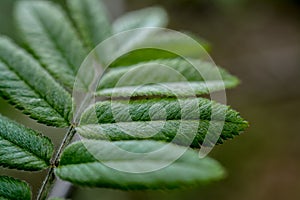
(0, 57), (70, 125)
(31, 6), (79, 76)
(80, 0), (98, 48)
(32, 6), (92, 91)
(80, 119), (247, 126)
(90, 111), (245, 124)
(58, 159), (210, 173)
(0, 135), (48, 165)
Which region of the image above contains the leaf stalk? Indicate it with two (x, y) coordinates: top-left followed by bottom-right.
(37, 125), (76, 200)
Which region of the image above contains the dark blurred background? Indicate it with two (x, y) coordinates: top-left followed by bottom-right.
(1, 0), (300, 199)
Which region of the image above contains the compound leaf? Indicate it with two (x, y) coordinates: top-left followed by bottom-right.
(15, 0), (87, 89)
(56, 140), (225, 189)
(79, 98), (248, 147)
(0, 37), (72, 127)
(67, 0), (112, 50)
(0, 115), (53, 171)
(0, 176), (31, 200)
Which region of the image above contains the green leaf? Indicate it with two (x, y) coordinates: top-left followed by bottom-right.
(139, 31), (212, 56)
(77, 120), (247, 148)
(55, 140), (225, 189)
(97, 58), (239, 98)
(109, 32), (211, 68)
(109, 49), (179, 68)
(15, 0), (88, 89)
(79, 98), (248, 147)
(110, 7), (168, 57)
(0, 114), (53, 171)
(67, 0), (112, 50)
(0, 176), (31, 200)
(0, 37), (72, 127)
(112, 7), (168, 33)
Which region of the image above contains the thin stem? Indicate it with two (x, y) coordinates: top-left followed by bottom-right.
(53, 126), (77, 167)
(37, 125), (76, 200)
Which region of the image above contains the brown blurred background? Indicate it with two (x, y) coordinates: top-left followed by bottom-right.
(0, 0), (300, 199)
